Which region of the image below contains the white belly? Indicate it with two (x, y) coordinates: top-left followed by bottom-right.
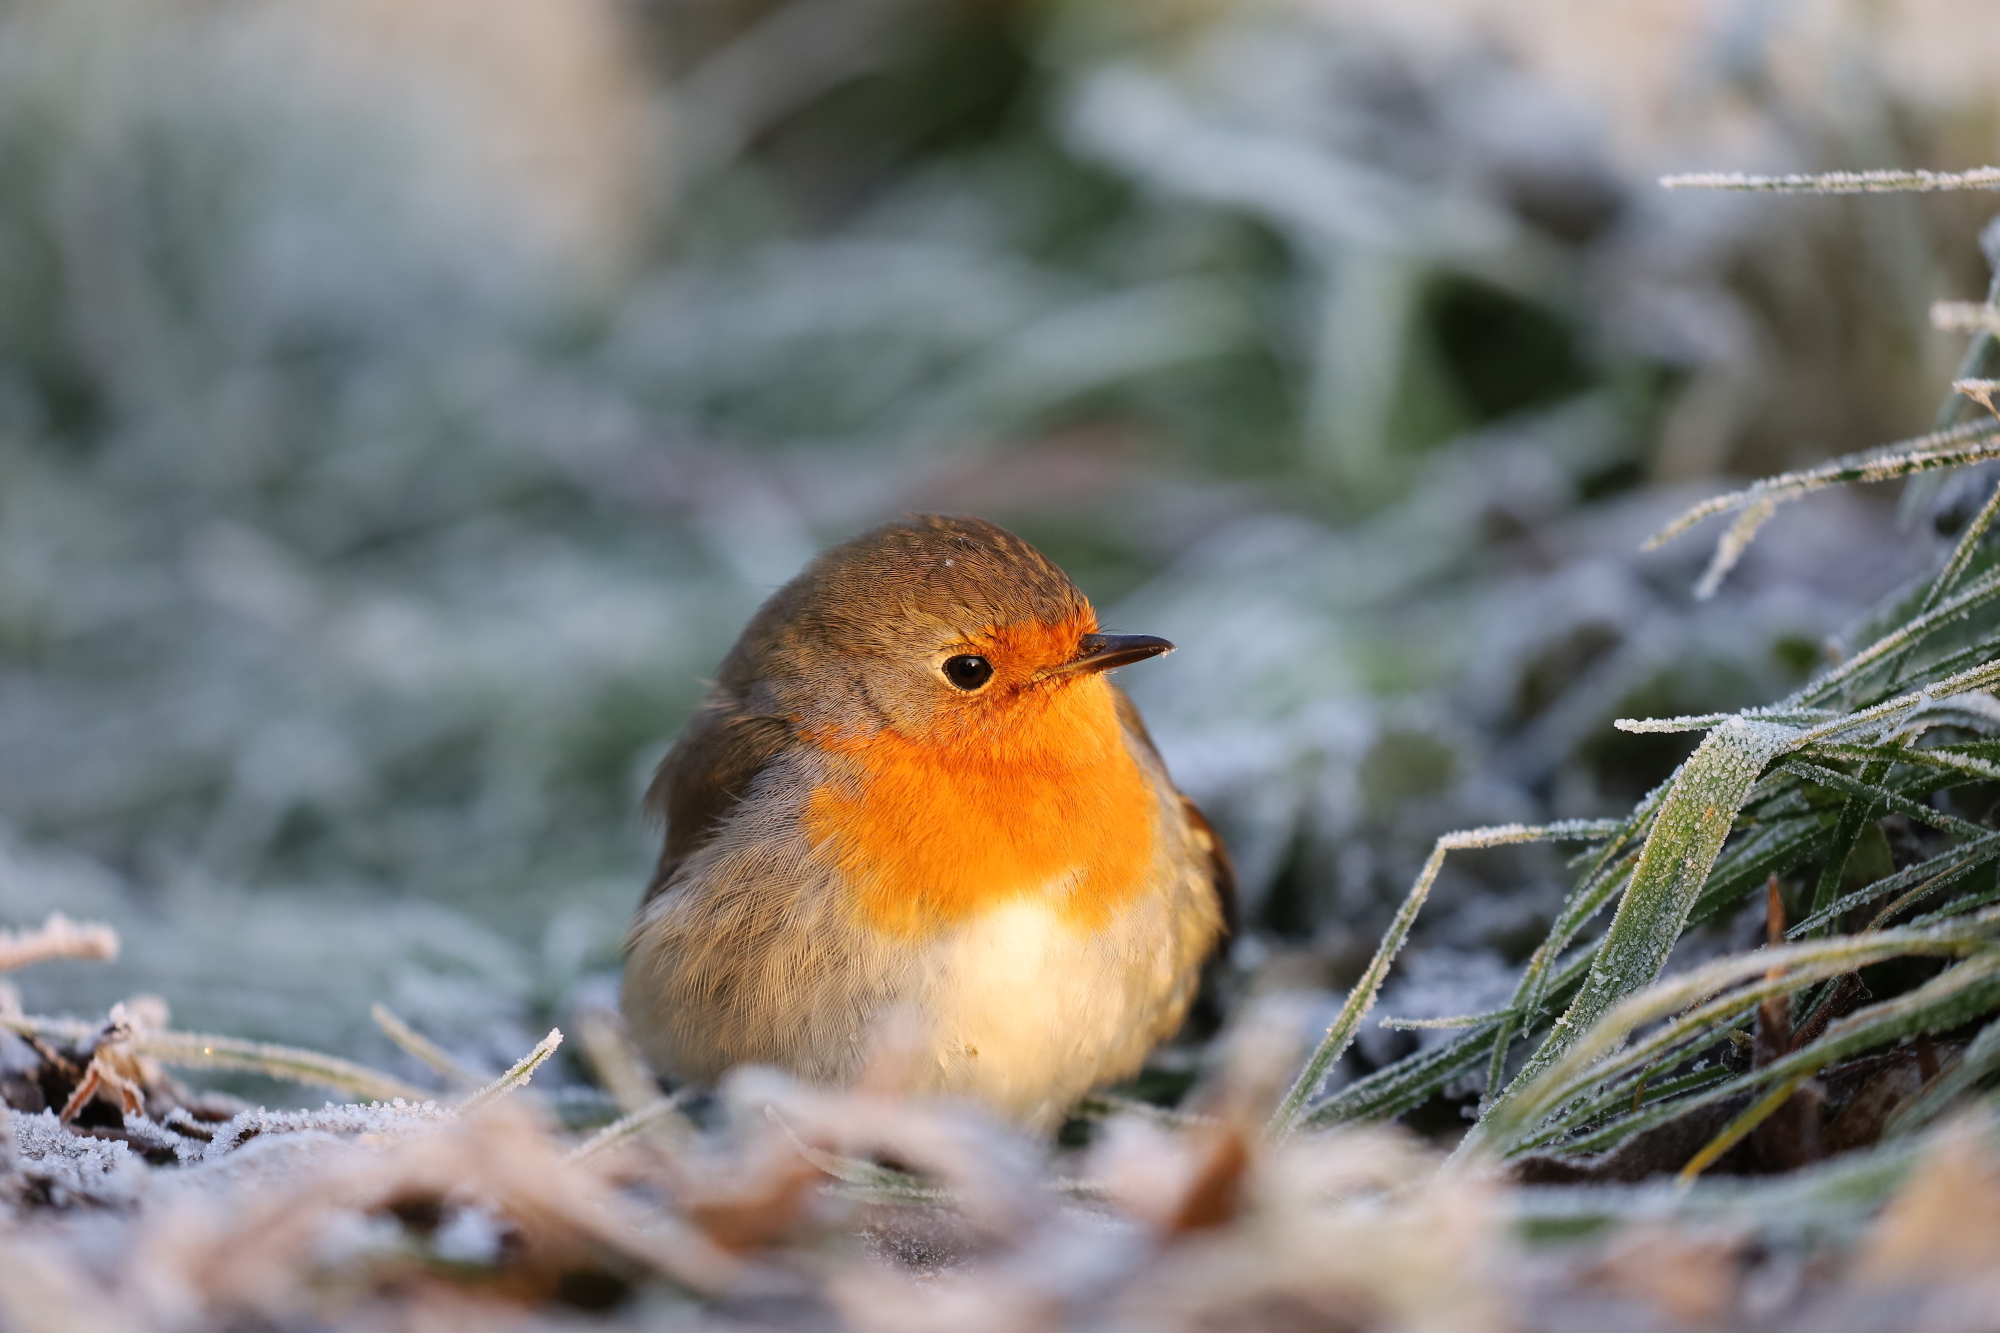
(917, 894), (1177, 1126)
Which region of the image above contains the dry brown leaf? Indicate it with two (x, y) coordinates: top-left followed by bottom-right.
(724, 1067), (1046, 1243)
(127, 1100), (741, 1322)
(1116, 1137), (1500, 1333)
(1578, 1226), (1745, 1324)
(1860, 1116), (2000, 1282)
(1166, 1124), (1250, 1235)
(1094, 1116), (1251, 1237)
(678, 1130), (828, 1253)
(57, 1002), (164, 1124)
(1954, 379), (2000, 419)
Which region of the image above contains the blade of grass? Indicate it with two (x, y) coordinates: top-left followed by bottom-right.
(1909, 877), (2000, 927)
(1266, 819), (1622, 1138)
(1868, 859), (1996, 929)
(1534, 940), (2000, 1159)
(1919, 477), (2000, 614)
(1804, 742), (2000, 782)
(575, 1006), (671, 1117)
(370, 1004), (482, 1090)
(1512, 1133), (1925, 1239)
(1303, 1026), (1501, 1128)
(1380, 1012), (1507, 1030)
(1693, 497), (1778, 598)
(1497, 721), (1798, 1103)
(1886, 1013), (2000, 1136)
(1468, 916), (2000, 1158)
(459, 1028), (563, 1113)
(1881, 639), (2000, 704)
(1689, 815), (1830, 926)
(1790, 828), (2000, 936)
(1613, 708), (1836, 734)
(1504, 1020), (1760, 1160)
(0, 914), (118, 972)
(1779, 760), (1986, 838)
(1677, 1070), (1817, 1183)
(1585, 950), (2000, 1169)
(569, 1092), (696, 1161)
(1478, 784), (1677, 1107)
(1647, 419), (2000, 551)
(1794, 654), (2000, 746)
(1482, 861), (1634, 1106)
(1805, 759), (1891, 935)
(1306, 950), (1598, 1130)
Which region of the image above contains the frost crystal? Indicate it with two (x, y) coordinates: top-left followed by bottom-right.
(205, 1098), (453, 1160)
(4, 1108), (140, 1207)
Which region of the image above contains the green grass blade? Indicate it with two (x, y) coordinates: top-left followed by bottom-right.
(1267, 819), (1622, 1138)
(1916, 475), (2000, 617)
(1302, 1023), (1502, 1128)
(1574, 950), (2000, 1165)
(1646, 419), (2000, 552)
(1886, 1012), (2000, 1136)
(1806, 759), (1892, 935)
(117, 1025), (425, 1103)
(1794, 565), (2000, 707)
(1789, 829), (2000, 936)
(1804, 742), (2000, 782)
(1468, 915), (2000, 1158)
(1307, 948), (1599, 1130)
(1497, 720), (1798, 1102)
(1779, 760), (1986, 838)
(1478, 785), (1678, 1102)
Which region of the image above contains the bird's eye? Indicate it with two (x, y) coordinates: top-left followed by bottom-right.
(942, 655), (994, 690)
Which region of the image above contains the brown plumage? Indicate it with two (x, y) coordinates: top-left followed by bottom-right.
(622, 515), (1230, 1127)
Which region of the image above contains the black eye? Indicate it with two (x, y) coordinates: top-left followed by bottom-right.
(942, 655), (993, 690)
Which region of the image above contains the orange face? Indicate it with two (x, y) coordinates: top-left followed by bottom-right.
(803, 608), (1161, 938)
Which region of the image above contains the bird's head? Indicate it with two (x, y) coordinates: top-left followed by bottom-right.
(723, 515), (1172, 757)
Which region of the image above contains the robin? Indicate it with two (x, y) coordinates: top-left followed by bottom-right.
(622, 515), (1231, 1128)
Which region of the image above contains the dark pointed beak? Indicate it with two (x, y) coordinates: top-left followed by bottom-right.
(1060, 632), (1175, 675)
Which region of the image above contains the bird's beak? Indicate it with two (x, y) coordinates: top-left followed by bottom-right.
(1058, 632), (1176, 675)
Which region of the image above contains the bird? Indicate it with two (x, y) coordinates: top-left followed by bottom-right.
(621, 514), (1231, 1128)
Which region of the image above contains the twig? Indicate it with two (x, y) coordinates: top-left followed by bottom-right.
(1956, 379), (2000, 416)
(1661, 167), (2000, 194)
(0, 1013), (429, 1102)
(1933, 300), (2000, 335)
(0, 913), (118, 972)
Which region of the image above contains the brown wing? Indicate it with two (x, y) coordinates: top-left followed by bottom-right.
(640, 694), (795, 906)
(1179, 796), (1238, 940)
(1111, 686), (1237, 942)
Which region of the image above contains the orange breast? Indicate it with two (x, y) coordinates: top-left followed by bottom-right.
(804, 677), (1160, 938)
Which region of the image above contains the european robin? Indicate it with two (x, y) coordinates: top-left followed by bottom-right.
(622, 515), (1231, 1127)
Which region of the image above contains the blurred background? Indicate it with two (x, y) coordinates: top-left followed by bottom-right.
(2, 0), (1997, 1100)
